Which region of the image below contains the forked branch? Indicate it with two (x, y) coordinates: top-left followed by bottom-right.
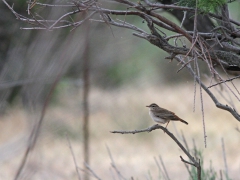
(111, 124), (201, 180)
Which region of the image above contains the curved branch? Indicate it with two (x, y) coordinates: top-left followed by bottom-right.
(111, 124), (201, 179)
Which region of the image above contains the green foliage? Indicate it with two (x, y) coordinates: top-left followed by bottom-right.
(104, 61), (140, 87)
(188, 148), (232, 180)
(177, 0), (227, 13)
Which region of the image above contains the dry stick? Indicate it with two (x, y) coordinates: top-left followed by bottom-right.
(208, 75), (240, 88)
(66, 134), (82, 180)
(114, 0), (192, 42)
(82, 11), (90, 180)
(14, 71), (63, 180)
(192, 139), (198, 160)
(175, 56), (240, 121)
(192, 0), (207, 148)
(236, 127), (240, 133)
(214, 84), (236, 110)
(29, 11), (49, 29)
(180, 156), (196, 166)
(36, 2), (75, 7)
(221, 138), (229, 179)
(197, 38), (215, 79)
(111, 124), (201, 180)
(14, 26), (76, 180)
(176, 58), (194, 73)
(193, 56), (197, 114)
(146, 171), (153, 180)
(93, 2), (115, 37)
(195, 57), (207, 148)
(106, 145), (127, 180)
(79, 167), (94, 179)
(159, 156), (171, 180)
(219, 170), (223, 180)
(180, 132), (194, 180)
(181, 131), (190, 153)
(212, 70), (240, 102)
(109, 167), (116, 180)
(84, 163), (102, 180)
(111, 124), (194, 158)
(182, 160), (194, 180)
(180, 11), (187, 28)
(153, 157), (166, 180)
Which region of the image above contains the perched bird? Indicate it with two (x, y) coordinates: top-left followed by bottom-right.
(146, 103), (188, 128)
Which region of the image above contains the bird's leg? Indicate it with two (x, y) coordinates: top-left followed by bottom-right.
(163, 121), (170, 133)
(165, 121), (170, 129)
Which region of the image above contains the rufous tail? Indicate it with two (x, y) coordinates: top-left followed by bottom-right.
(180, 119), (188, 125)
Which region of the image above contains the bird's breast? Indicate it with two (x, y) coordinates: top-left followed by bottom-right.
(149, 111), (168, 124)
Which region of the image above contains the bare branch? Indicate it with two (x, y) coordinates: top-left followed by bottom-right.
(111, 124), (202, 179)
(174, 56), (240, 122)
(208, 75), (240, 88)
(153, 157), (165, 180)
(84, 163), (102, 180)
(159, 156), (171, 180)
(106, 145), (127, 180)
(221, 138), (229, 178)
(66, 134), (82, 180)
(14, 66), (63, 180)
(180, 156), (196, 166)
(111, 124), (197, 164)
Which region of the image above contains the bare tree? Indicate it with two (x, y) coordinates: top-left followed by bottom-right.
(3, 0), (240, 123)
(2, 0), (240, 178)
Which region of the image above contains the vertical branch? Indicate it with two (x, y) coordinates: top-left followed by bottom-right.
(193, 0), (207, 148)
(14, 31), (76, 179)
(66, 134), (82, 180)
(221, 138), (229, 178)
(153, 157), (164, 179)
(159, 156), (171, 180)
(197, 159), (201, 180)
(82, 12), (90, 180)
(14, 72), (62, 180)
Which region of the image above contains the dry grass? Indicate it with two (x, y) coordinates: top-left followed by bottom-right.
(0, 82), (240, 179)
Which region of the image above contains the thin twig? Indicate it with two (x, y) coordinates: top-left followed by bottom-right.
(175, 56), (240, 121)
(159, 156), (171, 180)
(66, 134), (81, 180)
(84, 163), (102, 180)
(112, 124), (202, 179)
(221, 138), (229, 178)
(208, 75), (240, 88)
(182, 159), (194, 180)
(14, 66), (63, 180)
(181, 131), (190, 153)
(111, 124), (196, 164)
(180, 156), (195, 166)
(153, 157), (165, 180)
(106, 145), (127, 180)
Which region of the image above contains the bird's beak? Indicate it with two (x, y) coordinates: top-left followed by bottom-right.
(146, 105), (150, 107)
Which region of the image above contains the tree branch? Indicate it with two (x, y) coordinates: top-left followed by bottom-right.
(111, 124), (201, 180)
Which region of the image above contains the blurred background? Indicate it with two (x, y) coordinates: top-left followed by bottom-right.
(1, 0), (240, 179)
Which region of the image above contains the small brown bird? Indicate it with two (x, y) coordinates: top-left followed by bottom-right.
(146, 103), (188, 128)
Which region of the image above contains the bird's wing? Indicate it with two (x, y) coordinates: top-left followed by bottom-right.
(156, 108), (180, 120)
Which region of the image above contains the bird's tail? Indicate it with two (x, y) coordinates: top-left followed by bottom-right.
(180, 119), (188, 125)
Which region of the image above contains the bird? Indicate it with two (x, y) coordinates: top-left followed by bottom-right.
(146, 103), (188, 128)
